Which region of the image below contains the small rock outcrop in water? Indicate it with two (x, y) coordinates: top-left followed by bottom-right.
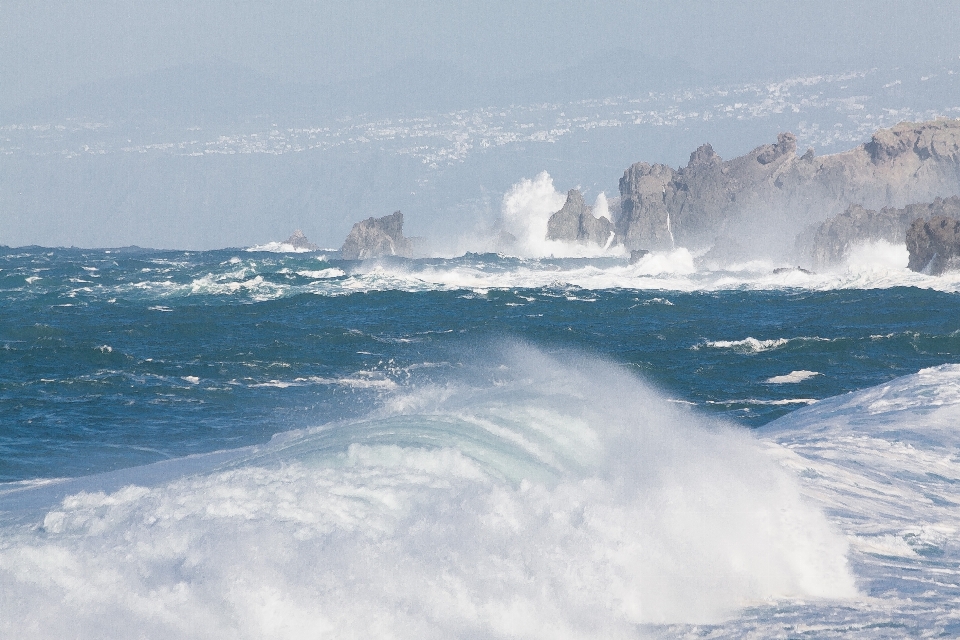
(545, 189), (614, 247)
(615, 119), (960, 260)
(810, 196), (960, 268)
(907, 216), (960, 274)
(285, 230), (318, 251)
(340, 211), (416, 260)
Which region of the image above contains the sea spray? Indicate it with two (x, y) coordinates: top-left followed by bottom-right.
(499, 171), (566, 257)
(497, 173), (623, 258)
(0, 345), (856, 638)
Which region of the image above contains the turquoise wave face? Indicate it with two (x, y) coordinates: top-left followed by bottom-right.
(3, 247), (960, 481)
(0, 347), (858, 636)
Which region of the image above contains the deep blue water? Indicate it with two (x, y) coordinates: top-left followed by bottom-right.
(3, 246), (960, 482)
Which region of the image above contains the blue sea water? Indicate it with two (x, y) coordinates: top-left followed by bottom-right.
(3, 244), (960, 637)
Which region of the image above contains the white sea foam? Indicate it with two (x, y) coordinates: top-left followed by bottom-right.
(708, 398), (819, 406)
(311, 255), (960, 296)
(766, 370), (821, 384)
(45, 244), (960, 306)
(0, 346), (855, 638)
(245, 241), (316, 253)
(296, 268), (345, 279)
(754, 363), (960, 633)
(700, 337), (791, 352)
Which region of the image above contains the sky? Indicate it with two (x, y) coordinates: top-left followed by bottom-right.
(3, 0), (959, 112)
(2, 1), (960, 249)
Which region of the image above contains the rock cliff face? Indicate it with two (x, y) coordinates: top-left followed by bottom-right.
(285, 230), (318, 251)
(545, 190), (614, 247)
(340, 211), (415, 260)
(907, 216), (960, 274)
(616, 119), (960, 261)
(810, 196), (960, 267)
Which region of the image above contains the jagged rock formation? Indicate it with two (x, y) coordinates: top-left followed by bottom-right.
(545, 190), (614, 247)
(616, 119), (960, 261)
(340, 211), (415, 260)
(810, 196), (960, 267)
(907, 216), (960, 274)
(285, 230), (318, 251)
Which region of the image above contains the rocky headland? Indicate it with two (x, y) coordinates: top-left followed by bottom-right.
(907, 216), (960, 274)
(339, 211), (420, 260)
(337, 118), (960, 267)
(615, 120), (960, 262)
(609, 118), (960, 262)
(808, 196), (960, 268)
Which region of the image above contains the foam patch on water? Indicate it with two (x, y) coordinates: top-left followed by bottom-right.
(700, 337), (791, 352)
(296, 268), (345, 279)
(754, 363), (960, 633)
(0, 345), (855, 638)
(766, 370), (821, 384)
(246, 242), (317, 253)
(17, 247), (960, 308)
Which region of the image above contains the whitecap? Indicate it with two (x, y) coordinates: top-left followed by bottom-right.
(245, 242), (316, 253)
(296, 268), (345, 279)
(766, 370), (821, 384)
(700, 337), (791, 352)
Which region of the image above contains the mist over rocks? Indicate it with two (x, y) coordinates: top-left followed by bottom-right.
(545, 189), (614, 247)
(339, 211), (421, 260)
(809, 196), (960, 268)
(907, 216), (960, 275)
(613, 119), (960, 262)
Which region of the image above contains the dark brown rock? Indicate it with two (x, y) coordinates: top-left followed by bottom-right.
(907, 216), (960, 274)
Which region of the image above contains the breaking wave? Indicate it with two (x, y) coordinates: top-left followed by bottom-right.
(0, 345), (856, 638)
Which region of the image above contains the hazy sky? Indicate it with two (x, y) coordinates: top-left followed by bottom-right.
(3, 0), (959, 111)
(3, 1), (960, 249)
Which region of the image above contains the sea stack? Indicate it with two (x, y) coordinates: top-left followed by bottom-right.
(340, 211), (415, 260)
(285, 230), (318, 251)
(545, 189), (614, 247)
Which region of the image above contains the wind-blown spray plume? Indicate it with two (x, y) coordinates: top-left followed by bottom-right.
(0, 345), (856, 638)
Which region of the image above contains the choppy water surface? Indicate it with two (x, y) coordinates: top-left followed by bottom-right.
(2, 245), (960, 637)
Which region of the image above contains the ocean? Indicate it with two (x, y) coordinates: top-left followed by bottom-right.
(3, 243), (960, 637)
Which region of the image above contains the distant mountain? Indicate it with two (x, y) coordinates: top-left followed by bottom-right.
(8, 62), (317, 125)
(8, 50), (705, 126)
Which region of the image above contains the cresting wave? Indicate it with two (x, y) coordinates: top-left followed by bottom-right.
(0, 346), (856, 638)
